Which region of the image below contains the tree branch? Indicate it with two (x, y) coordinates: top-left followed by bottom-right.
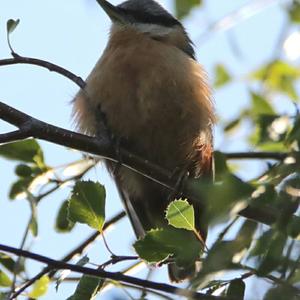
(224, 151), (288, 161)
(0, 101), (299, 232)
(0, 244), (237, 300)
(0, 56), (85, 89)
(9, 211), (126, 299)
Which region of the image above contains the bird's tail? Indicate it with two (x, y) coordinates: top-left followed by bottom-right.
(168, 263), (196, 282)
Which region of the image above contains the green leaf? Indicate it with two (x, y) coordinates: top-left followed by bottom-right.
(56, 256), (89, 291)
(76, 255), (89, 267)
(250, 229), (274, 257)
(0, 293), (9, 300)
(288, 0), (300, 23)
(287, 216), (300, 239)
(55, 200), (75, 232)
(68, 181), (106, 231)
(250, 92), (275, 116)
(67, 275), (104, 300)
(0, 253), (24, 275)
(30, 213), (38, 237)
(0, 269), (11, 287)
(196, 222), (256, 282)
(224, 118), (242, 133)
(15, 164), (33, 177)
(214, 64), (232, 88)
(226, 279), (245, 299)
(28, 275), (49, 298)
(250, 60), (300, 100)
(6, 19), (20, 35)
(257, 232), (287, 276)
(0, 139), (44, 165)
(204, 174), (254, 224)
(289, 268), (300, 284)
(166, 199), (195, 231)
(235, 220), (257, 249)
(9, 177), (33, 200)
(175, 0), (201, 19)
(194, 240), (242, 281)
(264, 285), (299, 300)
(0, 253), (16, 273)
(134, 227), (202, 267)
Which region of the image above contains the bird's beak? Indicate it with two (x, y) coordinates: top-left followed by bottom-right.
(96, 0), (128, 24)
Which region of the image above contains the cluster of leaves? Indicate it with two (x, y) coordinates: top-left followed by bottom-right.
(1, 138), (299, 299)
(0, 141), (96, 299)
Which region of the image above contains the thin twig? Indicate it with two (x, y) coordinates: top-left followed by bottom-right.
(224, 151), (288, 161)
(100, 255), (139, 270)
(10, 211), (125, 299)
(0, 244), (237, 300)
(0, 56), (85, 89)
(8, 219), (31, 298)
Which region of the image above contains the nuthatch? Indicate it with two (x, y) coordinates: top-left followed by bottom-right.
(73, 0), (215, 281)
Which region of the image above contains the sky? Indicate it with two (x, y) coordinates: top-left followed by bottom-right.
(0, 0), (296, 299)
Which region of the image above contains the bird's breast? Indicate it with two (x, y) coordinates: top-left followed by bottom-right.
(73, 29), (214, 170)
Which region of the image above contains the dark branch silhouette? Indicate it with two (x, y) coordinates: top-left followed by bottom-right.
(0, 56), (85, 88)
(10, 211), (126, 299)
(0, 244), (237, 300)
(1, 100), (299, 231)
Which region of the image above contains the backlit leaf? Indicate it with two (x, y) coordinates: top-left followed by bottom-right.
(134, 227), (202, 267)
(68, 181), (106, 231)
(288, 0), (300, 23)
(166, 199), (195, 231)
(175, 0), (201, 19)
(0, 139), (44, 165)
(28, 275), (50, 298)
(214, 64), (232, 88)
(0, 269), (11, 287)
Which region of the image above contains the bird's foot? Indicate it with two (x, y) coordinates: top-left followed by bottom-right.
(168, 166), (189, 201)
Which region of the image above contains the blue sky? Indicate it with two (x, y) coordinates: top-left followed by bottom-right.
(0, 0), (294, 299)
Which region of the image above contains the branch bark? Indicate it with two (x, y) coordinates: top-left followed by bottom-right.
(9, 211), (126, 299)
(0, 100), (299, 231)
(0, 244), (237, 300)
(0, 56), (85, 88)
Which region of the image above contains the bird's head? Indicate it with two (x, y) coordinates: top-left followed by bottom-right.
(96, 0), (195, 59)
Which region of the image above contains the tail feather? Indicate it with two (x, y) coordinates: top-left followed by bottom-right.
(168, 263), (196, 282)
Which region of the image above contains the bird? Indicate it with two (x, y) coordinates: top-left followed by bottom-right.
(73, 0), (215, 282)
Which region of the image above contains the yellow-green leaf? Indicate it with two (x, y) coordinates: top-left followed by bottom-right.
(29, 275), (49, 298)
(0, 139), (44, 165)
(175, 0), (202, 19)
(214, 64), (232, 88)
(166, 199), (195, 231)
(0, 269), (11, 287)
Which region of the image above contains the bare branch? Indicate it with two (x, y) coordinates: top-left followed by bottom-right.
(0, 56), (85, 89)
(224, 151), (288, 161)
(0, 130), (30, 143)
(0, 244), (236, 300)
